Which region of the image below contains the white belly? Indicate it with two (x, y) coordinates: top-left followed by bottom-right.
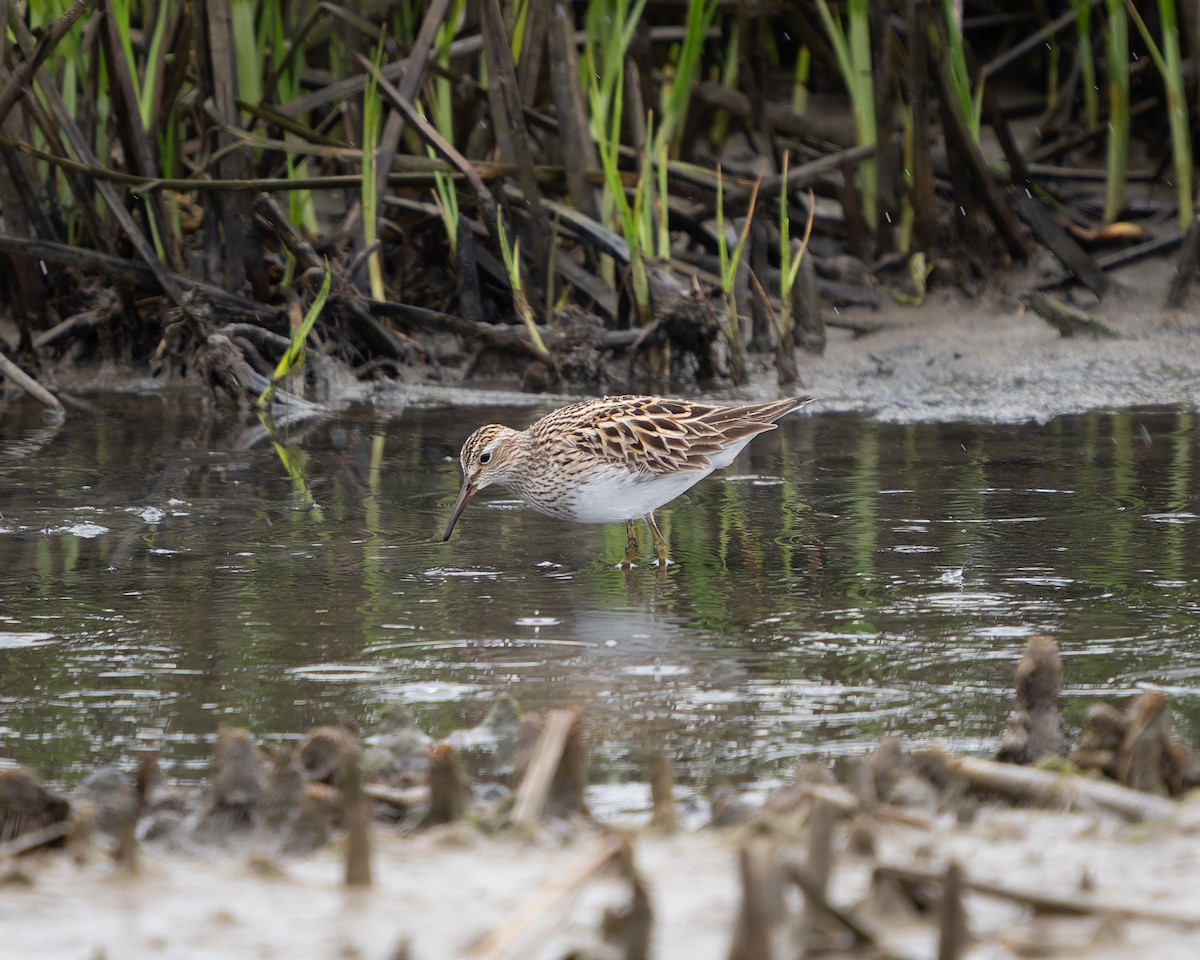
(512, 433), (764, 523)
(560, 465), (715, 523)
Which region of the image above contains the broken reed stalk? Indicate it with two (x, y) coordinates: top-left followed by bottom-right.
(657, 0), (720, 156)
(727, 840), (782, 960)
(877, 860), (1200, 927)
(927, 16), (1031, 261)
(342, 746), (372, 888)
(423, 743), (470, 827)
(788, 861), (894, 956)
(255, 261), (332, 410)
(648, 752), (678, 832)
(930, 752), (1176, 822)
(589, 65), (653, 324)
(465, 835), (628, 960)
(354, 53), (500, 240)
(1165, 214), (1200, 308)
(776, 156), (815, 346)
(7, 14), (195, 328)
(936, 861), (967, 960)
(0, 0), (88, 127)
(511, 708), (578, 826)
(799, 799), (836, 947)
(940, 0), (983, 142)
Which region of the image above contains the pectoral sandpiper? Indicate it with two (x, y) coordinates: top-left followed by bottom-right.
(442, 394), (815, 567)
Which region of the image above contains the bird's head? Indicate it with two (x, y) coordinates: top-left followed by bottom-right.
(442, 424), (522, 541)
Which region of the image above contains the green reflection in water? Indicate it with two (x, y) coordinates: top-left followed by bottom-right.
(0, 397), (1197, 787)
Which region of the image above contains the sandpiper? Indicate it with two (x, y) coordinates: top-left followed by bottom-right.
(442, 394), (815, 566)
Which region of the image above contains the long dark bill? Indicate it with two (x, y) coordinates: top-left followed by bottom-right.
(442, 481), (477, 541)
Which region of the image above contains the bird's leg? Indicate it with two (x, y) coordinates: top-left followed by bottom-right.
(622, 519), (639, 567)
(645, 512), (670, 566)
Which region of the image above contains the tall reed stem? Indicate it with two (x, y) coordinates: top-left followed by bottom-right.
(815, 0), (877, 229)
(1103, 0), (1130, 222)
(1126, 0), (1193, 228)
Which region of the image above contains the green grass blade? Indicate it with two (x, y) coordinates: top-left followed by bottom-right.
(659, 0), (719, 153)
(1071, 0), (1099, 127)
(1104, 0), (1129, 221)
(497, 216), (550, 356)
(362, 37), (385, 301)
(231, 0), (263, 109)
(257, 260), (333, 409)
(815, 0), (877, 227)
(1126, 0), (1192, 227)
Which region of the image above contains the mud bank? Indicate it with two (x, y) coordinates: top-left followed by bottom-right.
(15, 255), (1200, 427)
(367, 257), (1200, 426)
(6, 637), (1200, 960)
(794, 260), (1200, 423)
(6, 777), (1200, 958)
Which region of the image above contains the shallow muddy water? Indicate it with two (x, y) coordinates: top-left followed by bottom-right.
(1, 394), (1198, 794)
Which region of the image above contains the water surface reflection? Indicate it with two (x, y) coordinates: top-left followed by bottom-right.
(1, 396), (1197, 788)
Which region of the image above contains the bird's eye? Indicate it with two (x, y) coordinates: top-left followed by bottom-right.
(479, 451), (492, 465)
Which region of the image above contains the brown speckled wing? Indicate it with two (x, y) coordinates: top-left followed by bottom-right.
(546, 396), (798, 479)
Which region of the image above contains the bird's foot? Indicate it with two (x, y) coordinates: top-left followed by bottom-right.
(622, 520), (640, 568)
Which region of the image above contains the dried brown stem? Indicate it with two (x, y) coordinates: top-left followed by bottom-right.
(878, 860), (1200, 927)
(465, 835), (628, 960)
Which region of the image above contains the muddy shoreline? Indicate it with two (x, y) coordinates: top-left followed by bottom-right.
(25, 255), (1200, 427)
(792, 259), (1200, 423)
(6, 638), (1200, 959)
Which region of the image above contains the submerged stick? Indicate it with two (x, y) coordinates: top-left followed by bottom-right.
(0, 351), (65, 421)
